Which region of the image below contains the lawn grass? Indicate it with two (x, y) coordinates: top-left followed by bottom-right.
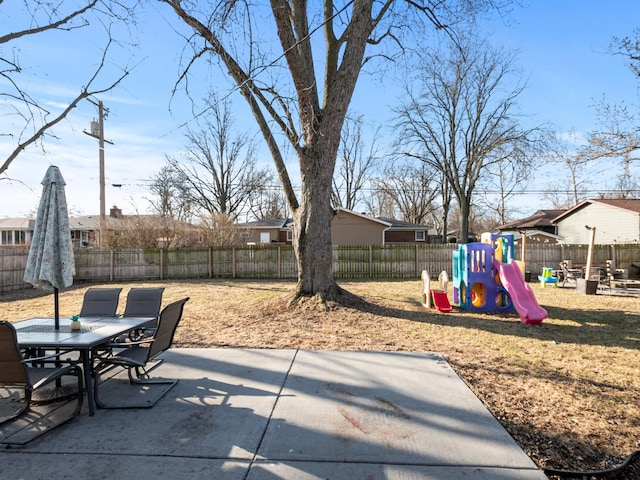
(2, 278), (639, 472)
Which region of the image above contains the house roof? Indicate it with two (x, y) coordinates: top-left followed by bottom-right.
(240, 218), (292, 229)
(69, 216), (102, 230)
(376, 217), (430, 231)
(1, 214), (196, 232)
(553, 199), (640, 223)
(334, 208), (392, 226)
(496, 209), (566, 231)
(0, 218), (35, 229)
(237, 209), (434, 232)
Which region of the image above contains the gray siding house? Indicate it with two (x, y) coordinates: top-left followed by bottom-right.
(554, 199), (640, 244)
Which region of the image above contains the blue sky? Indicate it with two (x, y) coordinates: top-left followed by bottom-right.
(0, 1), (638, 219)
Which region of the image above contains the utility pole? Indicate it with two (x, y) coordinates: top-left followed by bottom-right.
(97, 101), (106, 221)
(84, 99), (113, 246)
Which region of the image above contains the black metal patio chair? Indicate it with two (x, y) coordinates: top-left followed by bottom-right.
(0, 321), (83, 442)
(93, 297), (189, 409)
(79, 287), (123, 317)
(121, 287), (165, 338)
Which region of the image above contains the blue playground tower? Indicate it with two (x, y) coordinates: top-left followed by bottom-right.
(452, 233), (515, 313)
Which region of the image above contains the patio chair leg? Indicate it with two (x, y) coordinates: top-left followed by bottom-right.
(94, 364), (177, 409)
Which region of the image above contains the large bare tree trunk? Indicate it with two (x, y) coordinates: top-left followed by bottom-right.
(459, 197), (471, 243)
(293, 125), (342, 300)
(294, 154), (339, 298)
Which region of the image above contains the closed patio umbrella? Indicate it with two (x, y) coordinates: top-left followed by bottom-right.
(23, 166), (75, 330)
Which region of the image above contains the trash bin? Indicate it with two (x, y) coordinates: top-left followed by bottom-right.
(576, 278), (598, 295)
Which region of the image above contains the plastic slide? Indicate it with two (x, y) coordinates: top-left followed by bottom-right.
(430, 290), (453, 313)
(497, 262), (548, 324)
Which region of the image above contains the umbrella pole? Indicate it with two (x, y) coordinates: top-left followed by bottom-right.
(54, 287), (60, 330)
(53, 286), (71, 396)
(54, 286), (61, 389)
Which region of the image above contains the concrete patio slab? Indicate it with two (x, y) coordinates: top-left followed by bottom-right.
(0, 348), (547, 479)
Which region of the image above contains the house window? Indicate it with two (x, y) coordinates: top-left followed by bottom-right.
(415, 231), (426, 242)
(286, 229), (293, 242)
(259, 232), (271, 244)
(1, 230), (26, 245)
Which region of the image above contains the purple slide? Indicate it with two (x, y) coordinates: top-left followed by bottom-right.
(497, 262), (548, 324)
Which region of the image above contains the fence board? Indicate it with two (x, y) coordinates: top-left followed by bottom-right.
(0, 248), (29, 292)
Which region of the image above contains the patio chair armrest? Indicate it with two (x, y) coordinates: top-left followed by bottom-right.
(21, 349), (77, 364)
(103, 338), (155, 348)
(29, 363), (82, 390)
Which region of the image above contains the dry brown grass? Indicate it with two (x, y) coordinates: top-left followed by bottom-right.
(2, 279), (639, 472)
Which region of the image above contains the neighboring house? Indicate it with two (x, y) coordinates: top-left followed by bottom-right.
(69, 215), (102, 248)
(494, 209), (567, 245)
(496, 209), (566, 236)
(0, 208), (122, 249)
(375, 216), (432, 244)
(239, 209), (433, 246)
(0, 218), (35, 247)
(331, 209), (390, 246)
(68, 208), (129, 248)
(1, 205), (202, 249)
(553, 199), (640, 244)
(239, 218), (293, 245)
(0, 215), (106, 248)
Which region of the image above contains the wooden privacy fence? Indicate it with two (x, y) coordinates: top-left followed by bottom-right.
(2, 243), (639, 293)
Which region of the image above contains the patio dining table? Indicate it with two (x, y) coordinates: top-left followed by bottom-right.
(14, 316), (154, 416)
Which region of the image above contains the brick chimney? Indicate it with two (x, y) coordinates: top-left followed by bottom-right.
(109, 205), (123, 219)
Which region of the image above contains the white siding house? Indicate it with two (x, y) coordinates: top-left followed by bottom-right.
(554, 199), (640, 244)
(0, 218), (35, 246)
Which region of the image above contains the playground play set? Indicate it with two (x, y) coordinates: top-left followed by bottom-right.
(422, 233), (548, 324)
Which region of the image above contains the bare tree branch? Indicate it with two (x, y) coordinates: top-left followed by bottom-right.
(0, 1), (98, 45)
(1, 1), (136, 176)
(0, 37), (129, 176)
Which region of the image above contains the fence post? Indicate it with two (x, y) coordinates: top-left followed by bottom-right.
(159, 248), (164, 280)
(208, 247), (213, 278)
(232, 247), (236, 278)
